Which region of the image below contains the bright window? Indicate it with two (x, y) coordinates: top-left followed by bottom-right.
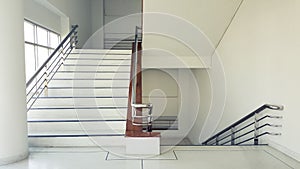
(24, 44), (35, 81)
(50, 32), (60, 48)
(24, 22), (34, 43)
(36, 27), (48, 46)
(24, 20), (61, 82)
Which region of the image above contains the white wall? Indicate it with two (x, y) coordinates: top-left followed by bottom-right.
(142, 69), (179, 118)
(48, 0), (92, 48)
(143, 0), (242, 47)
(24, 0), (61, 33)
(187, 69), (212, 144)
(147, 0), (300, 160)
(104, 0), (142, 41)
(141, 0), (242, 144)
(211, 0), (300, 161)
(91, 0), (104, 35)
(0, 0), (28, 165)
(142, 68), (200, 145)
(142, 0), (242, 68)
(86, 0), (104, 49)
(105, 0), (141, 17)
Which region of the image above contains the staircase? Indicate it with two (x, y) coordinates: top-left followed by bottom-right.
(27, 49), (132, 147)
(104, 37), (136, 50)
(104, 27), (142, 50)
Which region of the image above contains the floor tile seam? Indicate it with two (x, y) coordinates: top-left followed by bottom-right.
(106, 150), (178, 161)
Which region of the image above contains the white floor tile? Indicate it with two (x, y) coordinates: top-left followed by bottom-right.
(0, 146), (298, 169)
(0, 150), (141, 169)
(144, 149), (293, 169)
(107, 149), (177, 160)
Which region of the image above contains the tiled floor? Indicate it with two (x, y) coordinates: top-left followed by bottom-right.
(0, 146), (299, 169)
(177, 138), (192, 146)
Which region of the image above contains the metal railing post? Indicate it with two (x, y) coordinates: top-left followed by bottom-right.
(201, 104), (284, 146)
(147, 105), (153, 132)
(254, 113), (259, 145)
(26, 25), (78, 110)
(231, 127), (235, 145)
(43, 65), (49, 97)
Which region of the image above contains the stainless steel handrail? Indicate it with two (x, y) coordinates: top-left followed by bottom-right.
(131, 103), (153, 132)
(26, 25), (78, 110)
(202, 104), (284, 146)
(131, 26), (141, 104)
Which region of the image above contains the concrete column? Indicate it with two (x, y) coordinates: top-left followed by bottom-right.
(0, 0), (29, 165)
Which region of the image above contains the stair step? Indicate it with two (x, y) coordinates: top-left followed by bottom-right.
(28, 130), (125, 136)
(63, 64), (131, 67)
(49, 72), (130, 80)
(104, 33), (134, 39)
(59, 65), (131, 72)
(104, 43), (134, 47)
(54, 71), (130, 73)
(104, 47), (132, 50)
(28, 121), (125, 132)
(104, 39), (136, 42)
(28, 49), (132, 147)
(51, 78), (129, 80)
(72, 49), (131, 55)
(39, 88), (129, 97)
(47, 79), (130, 88)
(28, 136), (126, 147)
(64, 59), (131, 65)
(67, 54), (131, 60)
(36, 96), (128, 99)
(32, 97), (128, 108)
(28, 119), (126, 123)
(30, 106), (127, 110)
(28, 108), (127, 121)
(104, 38), (137, 42)
(104, 46), (132, 50)
(104, 43), (132, 47)
(29, 134), (124, 138)
(67, 57), (131, 60)
(44, 87), (129, 89)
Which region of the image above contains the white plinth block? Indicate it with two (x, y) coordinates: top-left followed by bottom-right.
(125, 137), (160, 155)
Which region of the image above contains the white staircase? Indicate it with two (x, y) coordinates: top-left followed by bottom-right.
(28, 49), (132, 147)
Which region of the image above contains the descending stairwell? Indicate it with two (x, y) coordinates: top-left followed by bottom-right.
(104, 37), (137, 50)
(28, 49), (132, 147)
(104, 27), (142, 50)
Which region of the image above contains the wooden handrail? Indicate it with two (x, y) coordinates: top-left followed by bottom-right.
(126, 42), (142, 132)
(125, 42), (160, 137)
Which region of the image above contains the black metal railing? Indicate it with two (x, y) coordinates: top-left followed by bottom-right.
(26, 25), (79, 110)
(202, 104), (283, 146)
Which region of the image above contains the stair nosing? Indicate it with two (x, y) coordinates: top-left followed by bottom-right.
(30, 107), (128, 110)
(35, 96), (128, 99)
(63, 64), (131, 67)
(70, 53), (131, 55)
(66, 58), (131, 61)
(28, 134), (125, 138)
(54, 71), (131, 73)
(51, 78), (130, 80)
(43, 87), (129, 89)
(28, 119), (126, 123)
